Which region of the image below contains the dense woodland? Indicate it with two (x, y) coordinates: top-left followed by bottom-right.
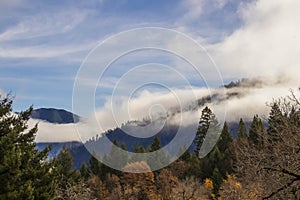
(0, 91), (299, 200)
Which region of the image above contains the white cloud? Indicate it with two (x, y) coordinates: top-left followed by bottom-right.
(0, 10), (89, 41)
(104, 84), (297, 127)
(213, 86), (298, 122)
(92, 87), (210, 133)
(211, 0), (300, 83)
(70, 82), (298, 143)
(180, 0), (204, 23)
(177, 0), (231, 27)
(29, 119), (81, 142)
(33, 81), (298, 143)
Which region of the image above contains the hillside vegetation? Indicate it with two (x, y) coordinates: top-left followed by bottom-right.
(0, 91), (299, 199)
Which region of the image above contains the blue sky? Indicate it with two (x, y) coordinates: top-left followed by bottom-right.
(1, 0), (299, 114)
(0, 0), (247, 111)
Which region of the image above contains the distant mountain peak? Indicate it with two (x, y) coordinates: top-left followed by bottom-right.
(31, 108), (80, 124)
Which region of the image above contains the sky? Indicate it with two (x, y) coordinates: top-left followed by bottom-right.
(0, 0), (246, 111)
(1, 0), (300, 142)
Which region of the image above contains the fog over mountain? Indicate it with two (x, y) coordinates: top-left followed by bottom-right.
(29, 77), (298, 143)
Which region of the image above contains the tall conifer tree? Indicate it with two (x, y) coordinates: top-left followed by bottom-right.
(249, 115), (265, 147)
(0, 95), (56, 199)
(217, 122), (233, 152)
(195, 106), (220, 156)
(267, 102), (284, 141)
(237, 118), (248, 138)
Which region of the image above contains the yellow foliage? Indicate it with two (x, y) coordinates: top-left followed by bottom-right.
(235, 182), (242, 189)
(219, 174), (264, 200)
(205, 178), (214, 191)
(223, 174), (242, 189)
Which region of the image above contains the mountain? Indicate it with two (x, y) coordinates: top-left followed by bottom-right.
(223, 78), (264, 89)
(34, 78), (266, 168)
(31, 108), (80, 124)
(86, 122), (183, 151)
(33, 108), (84, 165)
(49, 118), (257, 169)
(82, 119), (255, 153)
(36, 141), (82, 159)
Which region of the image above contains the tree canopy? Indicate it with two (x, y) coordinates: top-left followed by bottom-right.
(0, 95), (56, 199)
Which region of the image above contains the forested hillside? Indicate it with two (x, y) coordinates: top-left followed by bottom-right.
(0, 91), (299, 199)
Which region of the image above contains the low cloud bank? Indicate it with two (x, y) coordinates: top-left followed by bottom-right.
(29, 119), (81, 142)
(31, 77), (299, 143)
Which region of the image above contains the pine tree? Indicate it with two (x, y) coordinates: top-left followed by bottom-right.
(195, 107), (212, 155)
(131, 143), (146, 163)
(198, 122), (235, 196)
(267, 102), (284, 141)
(133, 143), (145, 153)
(217, 122), (233, 152)
(0, 95), (56, 199)
(201, 146), (222, 180)
(237, 118), (248, 138)
(202, 146), (225, 196)
(147, 136), (170, 170)
(89, 151), (112, 179)
(108, 140), (128, 171)
(212, 167), (223, 195)
(149, 135), (161, 152)
(217, 122), (235, 176)
(80, 163), (90, 180)
(177, 145), (191, 162)
(249, 115), (265, 147)
(89, 153), (103, 177)
(120, 143), (129, 168)
(289, 106), (300, 127)
(194, 106), (220, 157)
(54, 147), (80, 191)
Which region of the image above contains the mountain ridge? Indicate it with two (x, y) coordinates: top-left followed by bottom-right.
(31, 108), (80, 124)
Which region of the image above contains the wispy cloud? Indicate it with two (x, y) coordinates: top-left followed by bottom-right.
(0, 42), (94, 58)
(178, 0), (232, 25)
(0, 10), (89, 41)
(179, 0), (204, 24)
(0, 8), (96, 59)
(175, 0), (236, 39)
